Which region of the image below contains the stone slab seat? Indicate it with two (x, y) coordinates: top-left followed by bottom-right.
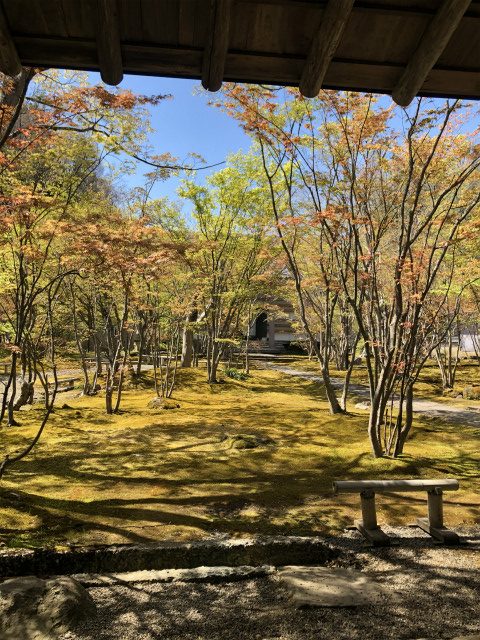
(46, 377), (81, 388)
(333, 478), (460, 546)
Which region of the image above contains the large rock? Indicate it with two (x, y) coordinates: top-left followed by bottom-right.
(277, 566), (386, 607)
(355, 401), (371, 410)
(147, 397), (180, 409)
(414, 636), (480, 640)
(77, 565), (275, 586)
(462, 386), (480, 400)
(224, 433), (275, 450)
(0, 575), (96, 639)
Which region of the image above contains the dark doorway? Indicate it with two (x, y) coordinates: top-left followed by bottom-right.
(255, 312), (268, 339)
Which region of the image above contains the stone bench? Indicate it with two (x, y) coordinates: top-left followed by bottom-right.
(46, 376), (81, 390)
(333, 479), (460, 546)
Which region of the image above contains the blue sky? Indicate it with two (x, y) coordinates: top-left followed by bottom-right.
(87, 72), (467, 209)
(90, 72), (252, 202)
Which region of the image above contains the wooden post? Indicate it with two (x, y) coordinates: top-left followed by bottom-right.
(427, 489), (444, 529)
(392, 0), (471, 107)
(0, 5), (22, 77)
(299, 0), (355, 98)
(417, 488), (459, 544)
(360, 490), (378, 530)
(355, 490), (390, 546)
(96, 0), (123, 86)
(268, 317), (276, 349)
(202, 0), (231, 92)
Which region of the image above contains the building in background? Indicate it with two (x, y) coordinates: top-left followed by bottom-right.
(249, 299), (304, 352)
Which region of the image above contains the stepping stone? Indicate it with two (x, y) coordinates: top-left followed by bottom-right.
(277, 566), (386, 608)
(411, 635), (480, 640)
(76, 565), (275, 586)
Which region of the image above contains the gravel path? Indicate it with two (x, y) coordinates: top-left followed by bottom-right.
(266, 365), (480, 428)
(63, 527), (480, 640)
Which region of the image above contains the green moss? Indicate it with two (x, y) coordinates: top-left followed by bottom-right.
(0, 366), (478, 548)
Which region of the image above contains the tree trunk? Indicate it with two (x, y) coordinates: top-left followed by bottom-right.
(323, 369), (344, 414)
(367, 395), (384, 458)
(166, 331), (181, 398)
(339, 331), (360, 411)
(105, 367), (113, 414)
(7, 353), (20, 426)
(135, 321), (147, 376)
(245, 327), (251, 374)
(394, 384), (414, 456)
(80, 359), (92, 396)
(208, 341), (221, 383)
(13, 380), (35, 410)
(113, 367), (125, 413)
(94, 334), (103, 375)
(181, 324), (194, 368)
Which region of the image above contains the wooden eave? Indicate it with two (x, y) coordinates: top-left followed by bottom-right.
(0, 0), (479, 106)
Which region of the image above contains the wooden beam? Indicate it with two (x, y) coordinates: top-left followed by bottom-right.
(0, 4), (22, 77)
(392, 0), (471, 107)
(416, 517), (460, 544)
(333, 479), (460, 493)
(299, 0), (355, 98)
(202, 0), (231, 92)
(96, 0), (123, 86)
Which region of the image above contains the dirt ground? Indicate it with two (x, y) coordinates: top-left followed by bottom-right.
(63, 526), (480, 640)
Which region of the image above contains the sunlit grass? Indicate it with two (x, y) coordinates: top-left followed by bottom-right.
(287, 356), (480, 401)
(0, 366), (478, 549)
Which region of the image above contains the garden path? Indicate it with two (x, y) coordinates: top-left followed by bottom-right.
(266, 364), (480, 428)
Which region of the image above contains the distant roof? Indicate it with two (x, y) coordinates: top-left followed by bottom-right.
(0, 0), (479, 107)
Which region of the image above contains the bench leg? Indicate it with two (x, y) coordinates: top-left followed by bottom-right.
(355, 490), (390, 546)
(416, 490), (459, 545)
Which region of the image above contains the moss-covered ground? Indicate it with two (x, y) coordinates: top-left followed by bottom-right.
(287, 356), (480, 401)
(0, 364), (478, 549)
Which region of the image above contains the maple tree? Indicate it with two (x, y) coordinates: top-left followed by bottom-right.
(216, 86), (480, 456)
(179, 159), (281, 383)
(0, 67), (174, 473)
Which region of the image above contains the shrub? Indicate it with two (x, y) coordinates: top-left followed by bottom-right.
(224, 367), (249, 381)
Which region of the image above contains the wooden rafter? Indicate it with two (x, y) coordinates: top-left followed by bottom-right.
(0, 4), (21, 77)
(96, 0), (123, 86)
(0, 0), (478, 102)
(392, 0), (472, 107)
(299, 0), (355, 99)
(202, 0), (231, 92)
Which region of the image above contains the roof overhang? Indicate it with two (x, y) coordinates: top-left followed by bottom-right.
(0, 0), (479, 107)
